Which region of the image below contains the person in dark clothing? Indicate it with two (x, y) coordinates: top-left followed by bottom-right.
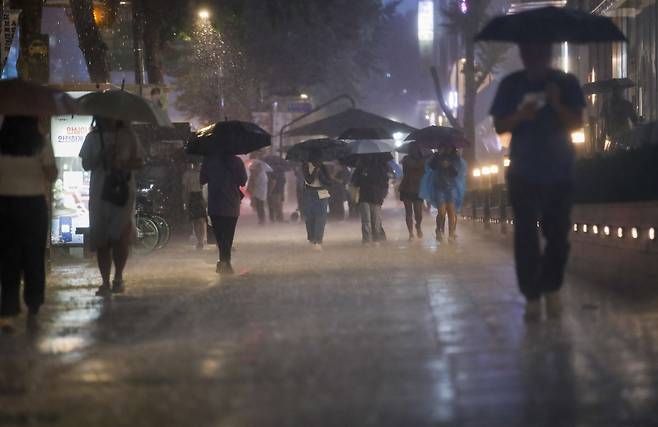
(399, 145), (426, 240)
(267, 169), (286, 222)
(0, 116), (58, 330)
(302, 149), (332, 249)
(352, 154), (390, 244)
(200, 154), (248, 274)
(601, 87), (639, 151)
(328, 162), (349, 221)
(490, 43), (585, 321)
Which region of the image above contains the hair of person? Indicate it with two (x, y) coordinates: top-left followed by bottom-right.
(0, 115), (44, 156)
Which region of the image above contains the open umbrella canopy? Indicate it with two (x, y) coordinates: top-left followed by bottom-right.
(339, 152), (393, 168)
(285, 138), (349, 162)
(77, 90), (172, 127)
(0, 79), (80, 116)
(405, 126), (469, 149)
(186, 121), (271, 156)
(346, 139), (396, 155)
(583, 78), (635, 94)
(475, 6), (627, 44)
(338, 127), (392, 140)
(285, 108), (416, 138)
(262, 155), (294, 172)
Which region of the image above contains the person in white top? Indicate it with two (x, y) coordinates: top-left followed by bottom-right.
(247, 154), (273, 225)
(79, 117), (144, 297)
(0, 116), (58, 330)
(182, 161), (207, 250)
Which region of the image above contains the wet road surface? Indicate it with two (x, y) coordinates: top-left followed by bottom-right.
(2, 210), (658, 426)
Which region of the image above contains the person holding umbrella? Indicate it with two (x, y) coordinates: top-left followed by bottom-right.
(399, 143), (428, 240)
(200, 152), (248, 274)
(0, 116), (58, 329)
(188, 120), (270, 274)
(79, 117), (145, 297)
(351, 153), (391, 245)
(479, 5), (625, 321)
(420, 146), (466, 243)
(302, 149), (333, 250)
(247, 153), (273, 225)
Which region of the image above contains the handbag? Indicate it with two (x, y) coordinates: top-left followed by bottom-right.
(98, 129), (131, 207)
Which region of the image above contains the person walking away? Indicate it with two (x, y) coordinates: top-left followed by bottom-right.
(601, 87), (639, 151)
(302, 149), (332, 250)
(201, 153), (248, 274)
(352, 154), (390, 244)
(328, 162), (349, 221)
(247, 154), (272, 225)
(267, 168), (286, 222)
(426, 147), (466, 243)
(182, 161), (207, 250)
(0, 116), (58, 330)
(490, 43), (585, 321)
(79, 117), (144, 297)
(399, 145), (427, 240)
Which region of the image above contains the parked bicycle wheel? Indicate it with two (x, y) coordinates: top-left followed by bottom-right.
(134, 215), (160, 255)
(150, 215), (171, 250)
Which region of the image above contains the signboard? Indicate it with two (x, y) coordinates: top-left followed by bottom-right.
(51, 92), (93, 245)
(1, 2), (19, 71)
(51, 115), (94, 157)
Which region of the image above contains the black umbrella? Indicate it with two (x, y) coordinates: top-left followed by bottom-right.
(405, 126), (469, 149)
(475, 6), (627, 44)
(340, 152), (393, 168)
(583, 78), (635, 95)
(285, 108), (416, 138)
(185, 121), (271, 156)
(339, 127), (392, 140)
(285, 138), (349, 162)
(262, 155), (294, 172)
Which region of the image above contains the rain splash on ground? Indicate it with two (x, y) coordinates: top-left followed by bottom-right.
(2, 207), (658, 426)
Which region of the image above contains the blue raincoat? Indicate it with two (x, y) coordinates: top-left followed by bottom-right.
(419, 155), (467, 212)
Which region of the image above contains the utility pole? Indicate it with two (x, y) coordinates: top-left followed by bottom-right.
(132, 0), (145, 92)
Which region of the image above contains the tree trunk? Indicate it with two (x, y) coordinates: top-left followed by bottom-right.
(430, 66), (462, 131)
(13, 0), (43, 81)
(462, 38), (476, 165)
(142, 8), (164, 85)
(70, 0), (110, 83)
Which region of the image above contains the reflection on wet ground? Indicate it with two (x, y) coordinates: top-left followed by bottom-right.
(2, 210), (658, 426)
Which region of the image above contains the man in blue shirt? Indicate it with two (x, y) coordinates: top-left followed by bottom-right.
(490, 43), (585, 321)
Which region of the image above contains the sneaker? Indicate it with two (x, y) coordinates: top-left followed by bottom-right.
(408, 233), (415, 241)
(416, 228), (423, 238)
(524, 299), (542, 323)
(312, 243), (323, 251)
(435, 231), (444, 242)
(545, 291), (562, 319)
(95, 284), (111, 297)
(111, 279), (125, 294)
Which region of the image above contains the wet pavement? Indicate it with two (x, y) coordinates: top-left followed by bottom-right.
(2, 209), (658, 426)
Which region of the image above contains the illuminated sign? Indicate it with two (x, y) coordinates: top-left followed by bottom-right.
(418, 0), (434, 43)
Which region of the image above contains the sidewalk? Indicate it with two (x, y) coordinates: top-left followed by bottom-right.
(1, 211), (657, 426)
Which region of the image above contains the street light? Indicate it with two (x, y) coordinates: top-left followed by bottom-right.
(198, 9), (210, 20)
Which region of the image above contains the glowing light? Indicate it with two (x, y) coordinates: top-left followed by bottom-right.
(631, 227), (638, 239)
(300, 93), (308, 99)
(583, 224), (588, 233)
(604, 226), (610, 236)
(482, 166), (491, 176)
(573, 224), (578, 232)
(198, 9), (210, 20)
(617, 227), (624, 238)
(592, 225), (598, 234)
(418, 1), (434, 43)
(472, 168), (481, 178)
(562, 42), (569, 73)
(393, 132), (405, 141)
(448, 91), (459, 110)
(489, 165), (499, 174)
(649, 227), (655, 240)
(503, 158), (511, 167)
(571, 129), (585, 144)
